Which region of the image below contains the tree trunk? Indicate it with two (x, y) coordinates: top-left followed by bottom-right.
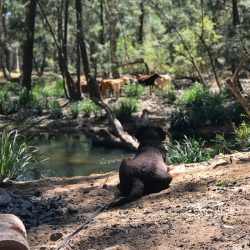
(99, 0), (105, 45)
(138, 0), (144, 44)
(75, 0), (138, 151)
(231, 0), (243, 91)
(0, 0), (10, 78)
(56, 0), (80, 100)
(22, 0), (37, 90)
(106, 0), (120, 78)
(232, 0), (240, 27)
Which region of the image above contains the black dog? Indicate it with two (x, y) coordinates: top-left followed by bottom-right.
(109, 125), (172, 207)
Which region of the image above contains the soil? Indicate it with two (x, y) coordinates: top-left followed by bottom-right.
(2, 152), (250, 250)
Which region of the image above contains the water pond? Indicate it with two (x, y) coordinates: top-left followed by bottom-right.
(27, 134), (132, 180)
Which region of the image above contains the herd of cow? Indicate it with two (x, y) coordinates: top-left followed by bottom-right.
(80, 72), (171, 98)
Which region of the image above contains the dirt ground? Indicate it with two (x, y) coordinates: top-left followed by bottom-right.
(4, 152), (249, 250)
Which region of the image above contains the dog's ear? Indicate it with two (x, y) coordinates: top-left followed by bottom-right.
(135, 125), (147, 141)
(156, 126), (166, 141)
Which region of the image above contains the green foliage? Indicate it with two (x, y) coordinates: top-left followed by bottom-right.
(0, 129), (39, 182)
(114, 98), (138, 121)
(180, 83), (205, 104)
(212, 134), (233, 155)
(79, 101), (100, 117)
(165, 86), (176, 103)
(0, 91), (19, 114)
(69, 102), (80, 119)
(170, 83), (230, 130)
(122, 84), (145, 97)
(212, 121), (250, 155)
(19, 88), (44, 115)
(48, 100), (63, 119)
(43, 77), (64, 97)
(167, 136), (210, 165)
(234, 121), (250, 151)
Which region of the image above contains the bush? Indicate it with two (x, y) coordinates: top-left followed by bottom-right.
(19, 88), (44, 115)
(234, 121), (250, 151)
(79, 101), (100, 117)
(165, 86), (176, 103)
(48, 100), (63, 119)
(167, 136), (210, 165)
(170, 83), (227, 130)
(69, 102), (80, 119)
(180, 82), (205, 104)
(0, 91), (19, 114)
(0, 130), (39, 182)
(212, 121), (250, 155)
(114, 98), (138, 121)
(43, 77), (64, 97)
(122, 84), (145, 97)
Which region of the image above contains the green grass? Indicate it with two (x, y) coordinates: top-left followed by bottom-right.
(114, 97), (139, 121)
(167, 136), (210, 165)
(79, 100), (101, 117)
(122, 84), (145, 97)
(0, 129), (40, 182)
(48, 100), (63, 119)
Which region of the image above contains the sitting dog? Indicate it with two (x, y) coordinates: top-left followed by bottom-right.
(109, 125), (172, 207)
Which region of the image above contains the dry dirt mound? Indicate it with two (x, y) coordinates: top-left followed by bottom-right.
(2, 153), (250, 250)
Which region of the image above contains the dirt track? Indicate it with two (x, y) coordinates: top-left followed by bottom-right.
(3, 153), (249, 250)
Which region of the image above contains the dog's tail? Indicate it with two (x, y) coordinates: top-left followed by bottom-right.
(108, 178), (144, 208)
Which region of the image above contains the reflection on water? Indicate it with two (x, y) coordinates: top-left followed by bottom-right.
(29, 134), (132, 180)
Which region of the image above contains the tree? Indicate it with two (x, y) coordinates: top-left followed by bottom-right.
(22, 0), (37, 90)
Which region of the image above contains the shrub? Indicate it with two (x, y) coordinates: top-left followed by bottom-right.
(212, 121), (250, 155)
(0, 91), (19, 114)
(48, 100), (63, 119)
(69, 102), (80, 119)
(122, 84), (145, 97)
(170, 83), (227, 131)
(79, 101), (100, 117)
(19, 88), (44, 115)
(167, 136), (210, 165)
(180, 82), (205, 104)
(114, 98), (138, 121)
(43, 77), (64, 97)
(0, 130), (39, 182)
(212, 133), (233, 155)
(234, 121), (250, 151)
(165, 86), (176, 103)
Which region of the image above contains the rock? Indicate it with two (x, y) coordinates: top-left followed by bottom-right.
(0, 188), (11, 207)
(34, 191), (42, 197)
(67, 207), (78, 214)
(50, 232), (63, 241)
(22, 200), (33, 210)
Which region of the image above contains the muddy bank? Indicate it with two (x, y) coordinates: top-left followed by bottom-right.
(0, 152), (250, 250)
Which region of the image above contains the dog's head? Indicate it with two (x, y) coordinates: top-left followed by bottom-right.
(135, 125), (166, 143)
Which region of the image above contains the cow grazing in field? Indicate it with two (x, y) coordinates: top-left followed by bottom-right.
(137, 73), (161, 94)
(100, 77), (130, 98)
(155, 74), (171, 90)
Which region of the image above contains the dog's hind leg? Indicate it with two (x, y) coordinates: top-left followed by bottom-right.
(109, 178), (144, 208)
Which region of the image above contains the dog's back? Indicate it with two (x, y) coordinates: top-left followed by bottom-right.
(109, 125), (172, 208)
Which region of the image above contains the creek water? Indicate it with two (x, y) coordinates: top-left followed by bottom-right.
(26, 134), (132, 180)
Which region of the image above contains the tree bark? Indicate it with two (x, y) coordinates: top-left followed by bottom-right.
(99, 0), (105, 45)
(22, 0), (37, 90)
(106, 0), (120, 78)
(225, 52), (250, 116)
(232, 0), (240, 27)
(0, 0), (10, 78)
(138, 0), (145, 44)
